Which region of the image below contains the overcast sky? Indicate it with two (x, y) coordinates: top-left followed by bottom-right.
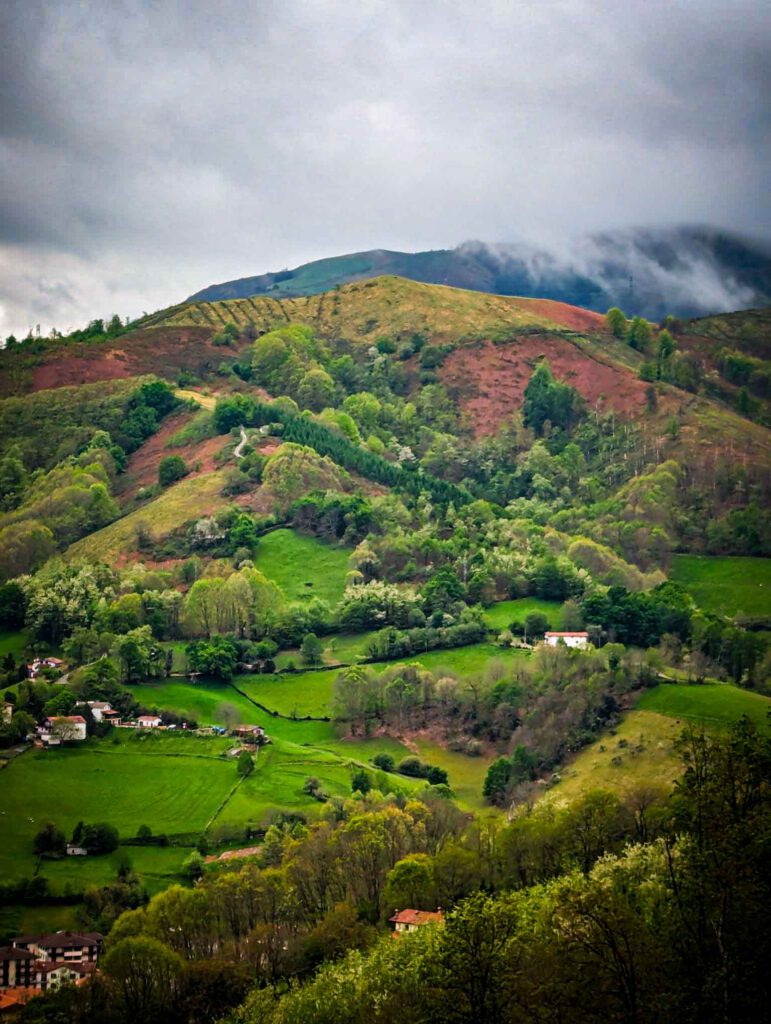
(1, 0), (770, 336)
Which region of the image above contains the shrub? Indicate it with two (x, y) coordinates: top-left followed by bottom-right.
(158, 455), (189, 487)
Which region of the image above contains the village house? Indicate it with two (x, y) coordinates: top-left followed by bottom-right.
(12, 931), (102, 965)
(543, 631), (589, 649)
(137, 715), (162, 729)
(389, 909), (444, 935)
(232, 724), (266, 742)
(66, 844), (88, 856)
(1, 932), (102, 999)
(26, 658), (64, 680)
(44, 715), (87, 742)
(74, 701), (122, 726)
(0, 947), (36, 989)
(3, 703), (12, 724)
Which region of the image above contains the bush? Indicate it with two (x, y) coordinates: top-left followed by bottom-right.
(158, 455), (189, 487)
(372, 752), (395, 772)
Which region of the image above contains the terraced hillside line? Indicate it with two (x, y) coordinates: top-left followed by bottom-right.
(203, 774), (249, 833)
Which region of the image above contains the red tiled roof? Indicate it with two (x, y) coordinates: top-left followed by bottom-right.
(544, 631), (589, 637)
(50, 715), (86, 724)
(0, 946), (35, 961)
(14, 931), (102, 949)
(388, 909), (444, 926)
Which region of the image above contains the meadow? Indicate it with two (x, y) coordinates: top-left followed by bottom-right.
(253, 528), (351, 605)
(0, 732), (236, 887)
(0, 630), (29, 660)
(636, 682), (771, 729)
(484, 598), (564, 631)
(669, 554), (771, 618)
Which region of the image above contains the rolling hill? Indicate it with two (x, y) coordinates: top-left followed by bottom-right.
(188, 226), (771, 321)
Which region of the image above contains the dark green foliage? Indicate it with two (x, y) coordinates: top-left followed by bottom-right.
(237, 751), (255, 778)
(372, 753), (395, 772)
(212, 397), (471, 507)
(523, 360), (579, 435)
(351, 768), (372, 794)
(582, 584), (692, 647)
(186, 637), (239, 680)
(482, 756), (512, 805)
(72, 820), (120, 854)
(301, 632), (324, 666)
(0, 580), (25, 628)
(158, 454), (189, 487)
(33, 821), (66, 857)
(289, 492), (373, 543)
(422, 567), (464, 613)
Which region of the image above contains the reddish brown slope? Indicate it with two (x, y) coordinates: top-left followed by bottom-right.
(441, 336), (650, 437)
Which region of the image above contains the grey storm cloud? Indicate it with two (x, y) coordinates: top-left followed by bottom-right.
(1, 0), (770, 335)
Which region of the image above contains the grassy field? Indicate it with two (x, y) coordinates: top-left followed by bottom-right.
(411, 738), (495, 812)
(637, 683), (771, 730)
(241, 644), (530, 718)
(0, 733), (236, 887)
(0, 630), (29, 660)
(484, 598), (564, 632)
(669, 554), (771, 618)
(543, 710), (683, 805)
(66, 470), (229, 562)
(253, 529), (351, 606)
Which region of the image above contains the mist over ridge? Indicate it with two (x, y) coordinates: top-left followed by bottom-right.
(190, 225), (771, 321)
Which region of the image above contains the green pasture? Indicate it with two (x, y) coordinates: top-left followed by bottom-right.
(0, 737), (236, 886)
(0, 631), (29, 661)
(241, 643), (529, 719)
(411, 738), (495, 812)
(669, 554), (771, 618)
(484, 598), (564, 632)
(637, 682), (771, 730)
(254, 529), (351, 606)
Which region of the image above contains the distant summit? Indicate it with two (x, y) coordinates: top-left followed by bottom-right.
(188, 226), (771, 320)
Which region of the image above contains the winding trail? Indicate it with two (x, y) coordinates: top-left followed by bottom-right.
(233, 425), (248, 459)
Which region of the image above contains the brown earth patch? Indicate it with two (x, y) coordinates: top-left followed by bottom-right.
(30, 326), (244, 392)
(441, 336), (649, 437)
(116, 413), (227, 500)
(516, 298), (607, 333)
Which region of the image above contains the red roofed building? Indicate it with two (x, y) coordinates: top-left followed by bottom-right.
(388, 909), (444, 935)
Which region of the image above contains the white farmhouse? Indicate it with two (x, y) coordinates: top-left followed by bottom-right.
(543, 631), (589, 649)
(46, 716), (87, 741)
(137, 715), (162, 729)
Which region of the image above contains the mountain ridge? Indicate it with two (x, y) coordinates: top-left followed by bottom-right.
(188, 226), (771, 321)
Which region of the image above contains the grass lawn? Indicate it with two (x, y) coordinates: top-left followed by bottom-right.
(542, 710), (683, 806)
(253, 529), (351, 605)
(132, 678), (262, 727)
(669, 554), (771, 618)
(0, 736), (236, 887)
(411, 738), (495, 812)
(0, 630), (29, 660)
(0, 903), (82, 945)
(484, 599), (564, 632)
(275, 632), (374, 670)
(242, 644), (530, 718)
(637, 683), (771, 730)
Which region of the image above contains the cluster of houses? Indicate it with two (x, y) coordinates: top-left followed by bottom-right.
(0, 930), (102, 1011)
(25, 657), (64, 680)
